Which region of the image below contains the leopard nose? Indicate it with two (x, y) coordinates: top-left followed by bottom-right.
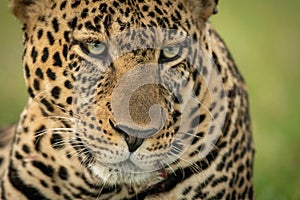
(117, 125), (147, 152)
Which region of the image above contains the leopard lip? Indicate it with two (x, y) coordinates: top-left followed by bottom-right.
(93, 158), (144, 173)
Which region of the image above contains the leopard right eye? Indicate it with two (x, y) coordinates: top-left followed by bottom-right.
(80, 42), (108, 58)
(159, 45), (183, 62)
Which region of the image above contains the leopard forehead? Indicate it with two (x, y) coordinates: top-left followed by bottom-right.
(20, 0), (203, 40)
(18, 0), (215, 116)
(13, 0), (216, 26)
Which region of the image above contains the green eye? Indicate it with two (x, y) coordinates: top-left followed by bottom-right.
(80, 41), (107, 57)
(161, 46), (182, 61)
(87, 42), (106, 55)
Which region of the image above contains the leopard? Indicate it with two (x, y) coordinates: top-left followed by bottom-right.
(0, 0), (254, 199)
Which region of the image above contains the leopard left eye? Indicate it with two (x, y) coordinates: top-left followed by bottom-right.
(80, 42), (107, 57)
(160, 45), (182, 62)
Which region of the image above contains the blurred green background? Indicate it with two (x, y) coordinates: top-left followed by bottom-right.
(0, 1), (299, 199)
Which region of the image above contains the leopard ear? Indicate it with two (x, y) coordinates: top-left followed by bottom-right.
(186, 0), (219, 21)
(9, 0), (36, 23)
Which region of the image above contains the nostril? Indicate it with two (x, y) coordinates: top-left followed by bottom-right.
(124, 134), (144, 153)
(117, 125), (151, 152)
(117, 125), (144, 152)
(109, 120), (144, 152)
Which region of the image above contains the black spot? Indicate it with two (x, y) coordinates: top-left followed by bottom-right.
(81, 8), (89, 18)
(52, 18), (59, 32)
(238, 177), (245, 187)
(33, 79), (40, 90)
(148, 11), (155, 18)
(62, 44), (68, 59)
(113, 1), (119, 7)
(211, 176), (228, 187)
(99, 3), (107, 12)
(142, 5), (149, 11)
(66, 97), (72, 105)
(51, 2), (57, 9)
(108, 7), (115, 14)
(190, 114), (206, 129)
(35, 68), (44, 79)
(85, 21), (97, 32)
(154, 6), (163, 15)
(248, 186), (254, 199)
(32, 161), (54, 177)
(194, 83), (201, 96)
(71, 0), (80, 8)
(15, 151), (23, 160)
(27, 87), (35, 98)
(37, 29), (43, 39)
(22, 145), (30, 154)
(211, 189), (225, 199)
(64, 80), (73, 89)
(237, 164), (245, 173)
(212, 51), (222, 72)
(216, 161), (225, 171)
(64, 31), (70, 42)
(50, 134), (64, 149)
(24, 63), (30, 78)
(46, 68), (56, 80)
(58, 166), (69, 180)
(47, 31), (55, 45)
(78, 23), (83, 30)
(53, 52), (62, 67)
(208, 125), (215, 134)
(246, 170), (251, 181)
(53, 186), (61, 195)
(89, 124), (94, 129)
(51, 86), (61, 99)
(41, 98), (54, 112)
(68, 17), (78, 29)
(40, 180), (48, 188)
(41, 47), (49, 63)
(60, 1), (67, 10)
(93, 15), (101, 24)
(182, 186), (192, 195)
(175, 10), (182, 20)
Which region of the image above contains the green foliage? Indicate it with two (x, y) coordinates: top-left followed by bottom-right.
(0, 2), (26, 124)
(0, 1), (299, 199)
(211, 1), (300, 199)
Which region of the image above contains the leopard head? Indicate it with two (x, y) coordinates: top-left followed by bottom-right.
(10, 0), (225, 185)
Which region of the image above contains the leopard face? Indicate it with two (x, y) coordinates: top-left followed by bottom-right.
(13, 0), (221, 184)
(1, 0), (254, 199)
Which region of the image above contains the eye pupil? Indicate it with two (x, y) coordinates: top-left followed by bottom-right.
(94, 43), (101, 48)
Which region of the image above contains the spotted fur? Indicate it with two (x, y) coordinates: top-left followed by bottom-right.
(0, 0), (254, 199)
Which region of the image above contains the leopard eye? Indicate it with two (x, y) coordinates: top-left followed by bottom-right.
(80, 42), (107, 57)
(160, 45), (182, 62)
(87, 42), (106, 55)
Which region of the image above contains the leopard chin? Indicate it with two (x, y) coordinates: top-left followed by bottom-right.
(89, 161), (162, 186)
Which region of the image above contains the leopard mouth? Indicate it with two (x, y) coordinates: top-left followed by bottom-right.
(99, 159), (144, 173)
(71, 136), (162, 171)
